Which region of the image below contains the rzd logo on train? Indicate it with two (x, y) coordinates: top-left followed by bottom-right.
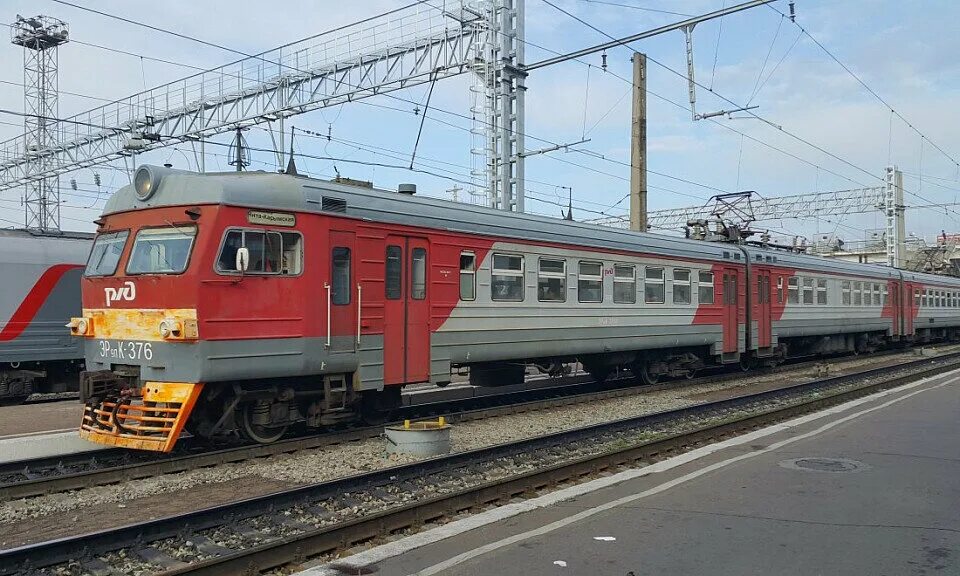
(104, 281), (136, 307)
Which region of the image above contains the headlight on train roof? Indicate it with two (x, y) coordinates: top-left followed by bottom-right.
(134, 165), (162, 201)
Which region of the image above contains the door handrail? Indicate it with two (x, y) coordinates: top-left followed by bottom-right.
(324, 282), (331, 348)
(357, 283), (362, 345)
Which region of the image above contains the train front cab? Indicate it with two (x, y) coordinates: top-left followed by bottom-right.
(69, 203), (207, 452)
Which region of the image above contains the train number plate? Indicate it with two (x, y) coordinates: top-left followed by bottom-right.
(97, 340), (154, 361)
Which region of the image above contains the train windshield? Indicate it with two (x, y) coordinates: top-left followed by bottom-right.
(126, 226), (197, 275)
(84, 230), (129, 277)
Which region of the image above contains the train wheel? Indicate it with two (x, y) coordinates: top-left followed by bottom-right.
(237, 402), (287, 444)
(635, 362), (659, 386)
(739, 355), (755, 372)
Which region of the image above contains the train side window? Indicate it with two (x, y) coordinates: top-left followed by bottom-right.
(873, 284), (881, 307)
(331, 247), (351, 305)
(776, 276), (783, 304)
(386, 245), (402, 300)
(817, 279), (828, 305)
(279, 232), (303, 275)
(698, 271), (715, 304)
(914, 288), (921, 307)
(673, 269), (691, 305)
(491, 253), (524, 302)
(865, 283), (874, 306)
(787, 277), (799, 304)
(459, 252), (476, 301)
(216, 229), (298, 275)
(538, 258), (567, 302)
(802, 277), (814, 305)
(411, 248), (427, 300)
(841, 281), (851, 305)
(613, 264), (636, 304)
(922, 289), (929, 307)
(578, 261), (603, 303)
(644, 267), (665, 304)
(853, 282), (862, 306)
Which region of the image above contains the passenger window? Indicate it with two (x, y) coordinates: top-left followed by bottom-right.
(385, 245), (402, 300)
(698, 271), (714, 304)
(644, 267), (664, 304)
(853, 282), (862, 306)
(873, 284), (881, 307)
(411, 248), (426, 300)
(538, 258), (567, 302)
(331, 247), (351, 305)
(614, 264), (637, 304)
(459, 252), (476, 301)
(817, 279), (828, 305)
(802, 278), (814, 305)
(776, 276), (783, 304)
(491, 253), (524, 302)
(673, 269), (691, 305)
(841, 281), (851, 305)
(914, 288), (921, 307)
(788, 277), (799, 304)
(578, 261), (603, 303)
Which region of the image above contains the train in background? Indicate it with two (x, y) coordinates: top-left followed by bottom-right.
(0, 229), (92, 402)
(69, 165), (960, 452)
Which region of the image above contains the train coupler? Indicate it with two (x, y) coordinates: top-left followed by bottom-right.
(79, 381), (204, 452)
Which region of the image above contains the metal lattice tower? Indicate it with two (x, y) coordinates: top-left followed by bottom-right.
(11, 15), (69, 231)
(469, 0), (525, 212)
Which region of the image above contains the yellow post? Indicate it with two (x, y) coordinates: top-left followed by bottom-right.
(438, 416), (446, 427)
(404, 419), (411, 429)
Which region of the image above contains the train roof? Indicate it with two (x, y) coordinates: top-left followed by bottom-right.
(103, 166), (960, 286)
(0, 228), (94, 241)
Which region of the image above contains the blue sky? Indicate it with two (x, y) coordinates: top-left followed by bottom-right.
(1, 0), (958, 246)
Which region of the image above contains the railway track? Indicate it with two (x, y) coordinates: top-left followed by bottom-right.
(1, 353), (958, 575)
(0, 346), (950, 502)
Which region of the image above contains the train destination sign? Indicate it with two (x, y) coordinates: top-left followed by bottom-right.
(247, 210), (296, 227)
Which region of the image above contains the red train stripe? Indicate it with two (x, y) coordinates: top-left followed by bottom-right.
(0, 264), (81, 342)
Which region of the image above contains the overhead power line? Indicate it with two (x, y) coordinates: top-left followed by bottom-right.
(767, 3), (960, 173)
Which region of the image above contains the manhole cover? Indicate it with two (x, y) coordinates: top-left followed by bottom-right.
(778, 457), (869, 473)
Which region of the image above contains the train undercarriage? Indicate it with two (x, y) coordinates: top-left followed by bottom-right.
(0, 360), (83, 404)
(78, 327), (959, 451)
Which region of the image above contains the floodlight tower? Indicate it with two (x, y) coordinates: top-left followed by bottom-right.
(11, 15), (69, 231)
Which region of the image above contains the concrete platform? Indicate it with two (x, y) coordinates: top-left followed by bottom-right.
(299, 369), (960, 576)
(0, 430), (107, 464)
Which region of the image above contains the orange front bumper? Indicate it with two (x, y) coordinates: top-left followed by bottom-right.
(79, 382), (203, 452)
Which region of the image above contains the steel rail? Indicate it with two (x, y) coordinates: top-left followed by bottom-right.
(2, 353), (957, 575)
(0, 347), (947, 501)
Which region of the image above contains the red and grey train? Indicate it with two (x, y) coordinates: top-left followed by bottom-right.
(0, 229), (90, 402)
(70, 165), (960, 451)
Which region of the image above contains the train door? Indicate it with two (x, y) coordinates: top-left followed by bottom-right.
(722, 268), (740, 354)
(383, 235), (431, 385)
(756, 269), (772, 349)
(904, 282), (916, 336)
(889, 280), (901, 337)
(328, 230), (357, 354)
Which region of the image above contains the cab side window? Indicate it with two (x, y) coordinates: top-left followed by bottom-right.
(216, 228), (302, 275)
